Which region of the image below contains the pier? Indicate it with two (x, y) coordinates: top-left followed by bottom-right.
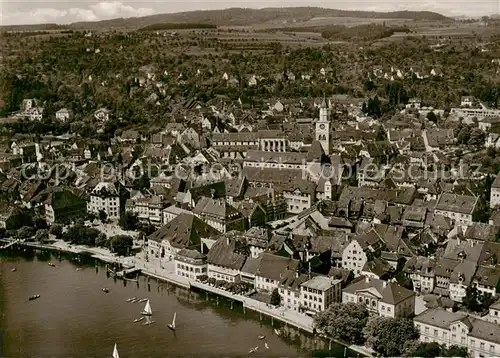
(115, 267), (141, 279)
(0, 239), (19, 250)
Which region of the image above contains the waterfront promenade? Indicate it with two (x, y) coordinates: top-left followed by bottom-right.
(6, 239), (374, 357)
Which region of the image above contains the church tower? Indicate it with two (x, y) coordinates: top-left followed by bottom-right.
(316, 99), (330, 155)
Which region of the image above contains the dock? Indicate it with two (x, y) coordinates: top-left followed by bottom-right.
(115, 267), (141, 279)
(0, 239), (19, 250)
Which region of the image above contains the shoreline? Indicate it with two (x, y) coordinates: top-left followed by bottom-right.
(2, 239), (373, 357)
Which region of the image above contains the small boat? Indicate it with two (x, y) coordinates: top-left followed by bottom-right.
(102, 288), (109, 293)
(133, 317), (144, 323)
(167, 312), (176, 331)
(76, 268), (83, 271)
(274, 328), (281, 336)
(11, 268), (16, 272)
(265, 342), (269, 350)
(29, 294), (40, 301)
(138, 298), (148, 303)
(248, 347), (259, 353)
(48, 263), (56, 267)
(127, 297), (137, 302)
(112, 343), (119, 358)
(143, 320), (155, 326)
(140, 299), (153, 316)
(258, 335), (266, 340)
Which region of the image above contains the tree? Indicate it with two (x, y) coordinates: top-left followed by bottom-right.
(270, 288), (281, 306)
(469, 128), (486, 146)
(457, 125), (472, 144)
(363, 316), (419, 356)
(108, 235), (133, 256)
(426, 111), (438, 123)
(95, 232), (108, 247)
(313, 302), (369, 345)
(462, 285), (481, 311)
(119, 212), (139, 231)
(49, 224), (63, 240)
(408, 342), (442, 357)
(62, 224), (101, 246)
(375, 125), (387, 141)
(98, 210), (108, 223)
(34, 228), (49, 243)
(442, 345), (468, 357)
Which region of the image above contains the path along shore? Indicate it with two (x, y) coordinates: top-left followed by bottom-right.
(2, 238), (374, 357)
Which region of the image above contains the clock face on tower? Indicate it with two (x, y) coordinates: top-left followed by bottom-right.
(319, 124), (325, 130)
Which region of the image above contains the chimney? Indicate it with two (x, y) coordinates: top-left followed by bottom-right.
(365, 276), (370, 283)
(226, 237), (229, 246)
(382, 281), (387, 288)
(296, 271), (299, 278)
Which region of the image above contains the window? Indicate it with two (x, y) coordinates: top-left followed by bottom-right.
(425, 327), (429, 333)
(480, 342), (485, 350)
(452, 334), (456, 340)
(434, 329), (438, 336)
(490, 345), (495, 353)
(471, 340), (475, 347)
(387, 307), (391, 312)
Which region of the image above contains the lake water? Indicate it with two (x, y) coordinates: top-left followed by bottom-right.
(0, 248), (351, 357)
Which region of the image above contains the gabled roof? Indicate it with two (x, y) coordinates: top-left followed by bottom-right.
(206, 236), (247, 270)
(343, 276), (415, 305)
(256, 252), (300, 281)
(147, 213), (220, 249)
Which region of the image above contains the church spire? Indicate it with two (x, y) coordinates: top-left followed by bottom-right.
(320, 96), (327, 109)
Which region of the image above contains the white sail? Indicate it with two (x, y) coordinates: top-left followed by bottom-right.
(113, 344), (119, 358)
(171, 312), (176, 329)
(143, 300), (152, 315)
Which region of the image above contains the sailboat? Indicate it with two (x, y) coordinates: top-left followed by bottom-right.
(112, 344), (119, 358)
(142, 316), (155, 325)
(140, 300), (152, 316)
(133, 317), (144, 323)
(168, 312), (176, 331)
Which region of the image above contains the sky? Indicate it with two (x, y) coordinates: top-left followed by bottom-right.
(0, 0), (499, 26)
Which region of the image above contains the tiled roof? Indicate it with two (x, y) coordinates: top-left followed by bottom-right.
(343, 276), (415, 305)
(147, 213), (220, 249)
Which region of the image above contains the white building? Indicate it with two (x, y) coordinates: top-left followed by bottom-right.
(342, 276), (416, 318)
(342, 239), (368, 276)
(255, 253), (300, 293)
(415, 308), (500, 358)
(486, 301), (500, 324)
(434, 193), (478, 226)
(316, 102), (330, 155)
(55, 108), (73, 122)
(87, 182), (121, 220)
(174, 248), (207, 280)
(28, 107), (44, 121)
(300, 276), (342, 313)
(163, 205), (191, 224)
(491, 173), (500, 209)
(342, 230), (384, 277)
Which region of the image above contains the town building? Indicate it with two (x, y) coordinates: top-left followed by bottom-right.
(174, 248), (207, 280)
(342, 276), (415, 318)
(86, 182), (123, 220)
(414, 308), (500, 357)
(491, 173), (500, 209)
(434, 193), (478, 226)
(300, 276), (342, 314)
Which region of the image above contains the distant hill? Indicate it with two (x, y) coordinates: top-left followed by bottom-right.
(1, 7), (452, 32)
